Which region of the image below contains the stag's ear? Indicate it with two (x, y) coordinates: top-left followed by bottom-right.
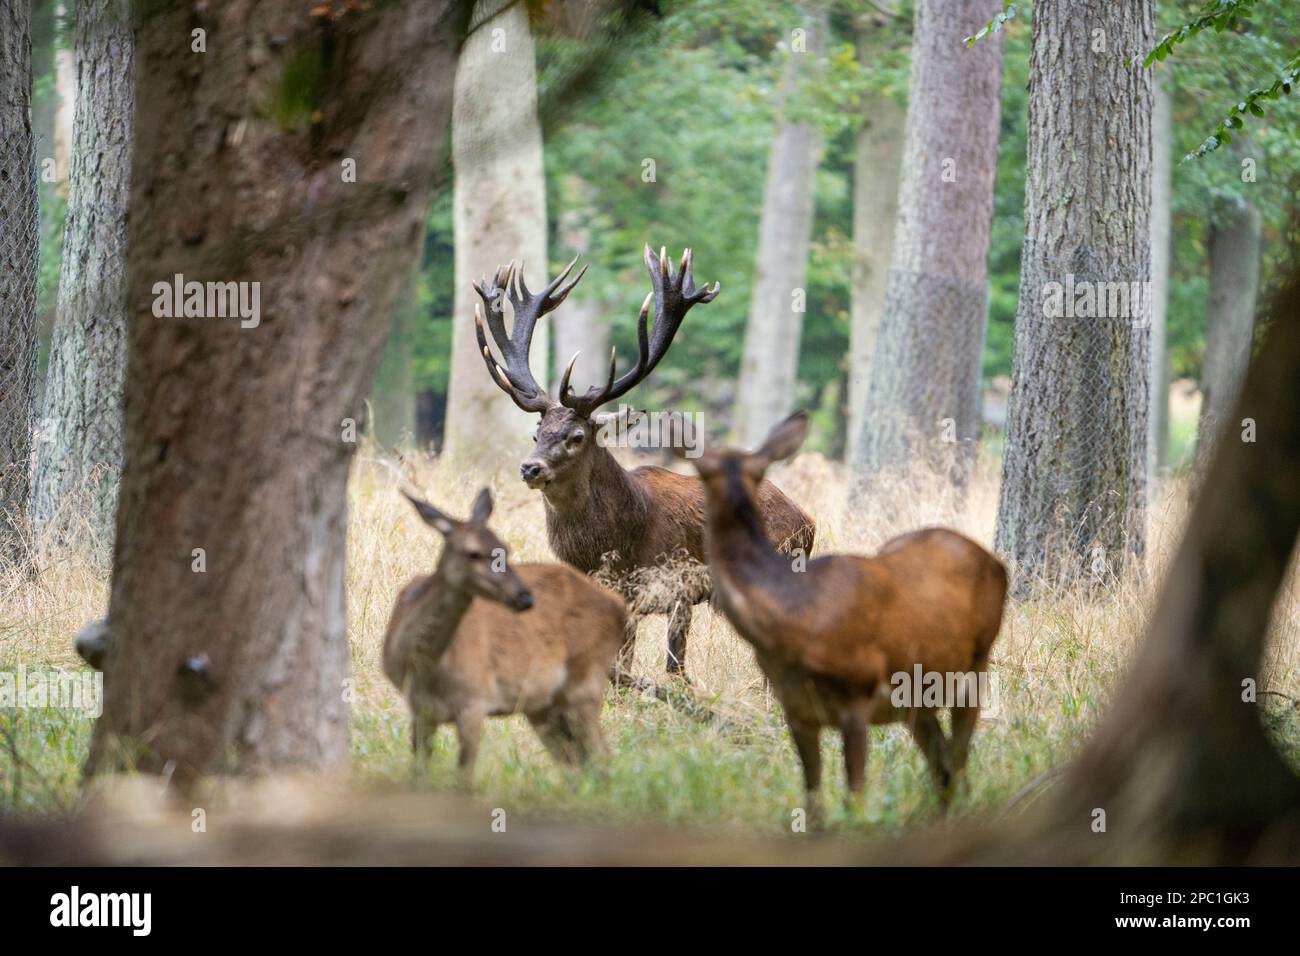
(755, 412), (809, 465)
(469, 487), (494, 525)
(403, 491), (456, 536)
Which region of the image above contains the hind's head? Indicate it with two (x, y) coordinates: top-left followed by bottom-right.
(404, 488), (534, 612)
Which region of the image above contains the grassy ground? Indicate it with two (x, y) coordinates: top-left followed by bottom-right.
(3, 421), (1299, 838)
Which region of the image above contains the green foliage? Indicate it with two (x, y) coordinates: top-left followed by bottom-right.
(963, 0), (1017, 48)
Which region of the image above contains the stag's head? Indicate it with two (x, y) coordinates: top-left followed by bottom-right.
(404, 488), (534, 612)
(472, 245), (719, 492)
(683, 412), (809, 518)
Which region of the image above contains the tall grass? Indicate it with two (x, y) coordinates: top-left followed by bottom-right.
(3, 436), (1298, 835)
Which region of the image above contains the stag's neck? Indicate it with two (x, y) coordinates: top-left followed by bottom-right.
(541, 445), (648, 569)
(385, 560), (474, 686)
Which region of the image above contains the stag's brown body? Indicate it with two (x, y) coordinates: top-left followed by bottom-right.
(690, 414), (1007, 811)
(472, 247), (814, 678)
(383, 492), (626, 776)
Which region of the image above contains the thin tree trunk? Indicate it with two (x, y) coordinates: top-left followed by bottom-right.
(0, 0), (40, 559)
(1149, 80), (1171, 474)
(443, 0), (548, 468)
(734, 5), (827, 448)
(846, 8), (904, 467)
(995, 0), (1153, 591)
(551, 176), (609, 390)
(32, 0), (133, 551)
(852, 0), (1004, 486)
(88, 0), (471, 780)
(1196, 193), (1261, 469)
(52, 1), (74, 193)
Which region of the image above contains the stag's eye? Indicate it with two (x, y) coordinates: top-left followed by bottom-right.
(566, 430), (585, 447)
(465, 550), (485, 561)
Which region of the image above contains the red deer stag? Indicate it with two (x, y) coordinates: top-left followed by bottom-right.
(684, 413), (1007, 816)
(472, 246), (815, 684)
(383, 489), (626, 780)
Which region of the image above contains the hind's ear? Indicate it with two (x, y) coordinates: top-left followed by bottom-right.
(403, 491), (455, 536)
(755, 411), (809, 465)
(469, 487), (494, 525)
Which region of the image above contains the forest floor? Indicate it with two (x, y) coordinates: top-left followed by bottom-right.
(4, 416), (1299, 840)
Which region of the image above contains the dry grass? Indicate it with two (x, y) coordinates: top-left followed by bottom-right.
(3, 434), (1299, 834)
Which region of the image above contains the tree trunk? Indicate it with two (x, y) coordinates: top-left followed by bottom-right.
(1148, 80), (1171, 474)
(1195, 193), (1261, 469)
(846, 9), (904, 467)
(32, 0), (133, 551)
(442, 0), (549, 469)
(369, 293), (418, 447)
(52, 1), (74, 193)
(1023, 260), (1300, 864)
(995, 0), (1152, 590)
(852, 0), (1004, 486)
(733, 5), (827, 448)
(551, 177), (609, 390)
(0, 0), (40, 560)
(88, 0), (471, 780)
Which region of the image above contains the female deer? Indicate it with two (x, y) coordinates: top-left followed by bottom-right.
(684, 413), (1007, 817)
(384, 489), (626, 780)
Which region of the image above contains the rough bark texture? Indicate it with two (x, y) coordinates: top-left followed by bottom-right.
(32, 0), (133, 550)
(852, 0), (1004, 485)
(846, 11), (904, 468)
(443, 0), (549, 468)
(1148, 80), (1171, 473)
(89, 0), (471, 779)
(995, 0), (1152, 590)
(1196, 193), (1260, 469)
(733, 5), (827, 448)
(0, 0), (39, 559)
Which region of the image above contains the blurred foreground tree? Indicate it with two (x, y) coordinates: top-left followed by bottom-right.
(0, 0), (40, 561)
(996, 0), (1153, 591)
(32, 0), (133, 551)
(852, 0), (1005, 489)
(442, 0), (550, 469)
(87, 0), (473, 779)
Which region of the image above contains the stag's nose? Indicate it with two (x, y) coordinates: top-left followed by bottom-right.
(520, 461), (543, 483)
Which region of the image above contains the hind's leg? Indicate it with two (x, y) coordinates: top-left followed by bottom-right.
(529, 710), (581, 765)
(666, 599), (692, 678)
(411, 707), (436, 784)
(454, 708), (485, 787)
(907, 708), (952, 810)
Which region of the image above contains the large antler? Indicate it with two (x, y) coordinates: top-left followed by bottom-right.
(558, 245), (719, 417)
(473, 258), (587, 413)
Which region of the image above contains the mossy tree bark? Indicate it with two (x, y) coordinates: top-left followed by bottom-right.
(88, 0), (472, 779)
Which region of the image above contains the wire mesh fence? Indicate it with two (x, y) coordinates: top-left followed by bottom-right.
(0, 122), (41, 551)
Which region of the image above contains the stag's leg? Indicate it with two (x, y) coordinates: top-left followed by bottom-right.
(454, 708), (485, 787)
(788, 718), (823, 825)
(908, 708), (953, 811)
(610, 614), (665, 698)
(665, 599), (692, 679)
